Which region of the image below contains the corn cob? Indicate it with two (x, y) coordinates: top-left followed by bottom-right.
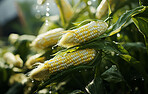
(29, 49), (96, 81)
(9, 73), (27, 85)
(96, 0), (116, 19)
(3, 52), (23, 68)
(57, 21), (108, 48)
(31, 28), (64, 49)
(55, 0), (74, 22)
(8, 33), (19, 44)
(25, 54), (45, 69)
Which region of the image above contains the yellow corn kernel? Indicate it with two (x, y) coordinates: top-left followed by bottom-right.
(25, 54), (45, 69)
(3, 52), (23, 68)
(31, 28), (64, 49)
(29, 49), (96, 81)
(57, 21), (108, 48)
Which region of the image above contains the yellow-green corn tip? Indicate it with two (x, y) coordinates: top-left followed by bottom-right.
(3, 52), (23, 68)
(96, 0), (108, 19)
(96, 0), (114, 19)
(29, 49), (96, 81)
(60, 0), (73, 22)
(31, 28), (64, 49)
(25, 54), (45, 69)
(55, 0), (74, 22)
(29, 64), (49, 81)
(8, 33), (19, 44)
(57, 21), (108, 48)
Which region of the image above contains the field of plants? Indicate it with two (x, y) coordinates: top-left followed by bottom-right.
(0, 0), (148, 94)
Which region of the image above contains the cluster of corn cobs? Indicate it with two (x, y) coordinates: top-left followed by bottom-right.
(28, 20), (108, 81)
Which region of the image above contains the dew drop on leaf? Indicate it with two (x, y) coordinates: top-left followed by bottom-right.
(135, 87), (138, 91)
(46, 3), (49, 5)
(142, 77), (144, 81)
(45, 23), (49, 26)
(105, 66), (108, 69)
(46, 8), (50, 11)
(134, 78), (136, 80)
(117, 33), (120, 37)
(31, 80), (34, 83)
(49, 91), (52, 94)
(46, 12), (50, 16)
(87, 1), (92, 5)
(116, 54), (119, 56)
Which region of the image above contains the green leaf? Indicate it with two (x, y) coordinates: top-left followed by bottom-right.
(72, 19), (95, 26)
(34, 65), (95, 93)
(69, 90), (84, 94)
(107, 0), (112, 16)
(5, 83), (24, 94)
(100, 6), (145, 38)
(123, 42), (146, 50)
(80, 39), (128, 54)
(14, 35), (36, 61)
(101, 65), (124, 83)
(119, 54), (148, 79)
(132, 6), (148, 50)
(80, 39), (148, 82)
(108, 26), (122, 37)
(85, 76), (105, 94)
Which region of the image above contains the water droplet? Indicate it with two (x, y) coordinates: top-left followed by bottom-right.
(87, 1), (92, 5)
(117, 33), (120, 37)
(116, 54), (119, 56)
(92, 0), (96, 2)
(46, 3), (49, 5)
(45, 23), (49, 26)
(46, 12), (50, 16)
(113, 41), (118, 44)
(135, 87), (138, 91)
(45, 20), (48, 23)
(105, 66), (108, 69)
(142, 77), (144, 81)
(85, 69), (87, 71)
(111, 52), (115, 56)
(46, 8), (50, 11)
(49, 91), (52, 94)
(134, 78), (136, 80)
(79, 71), (81, 72)
(32, 80), (34, 83)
